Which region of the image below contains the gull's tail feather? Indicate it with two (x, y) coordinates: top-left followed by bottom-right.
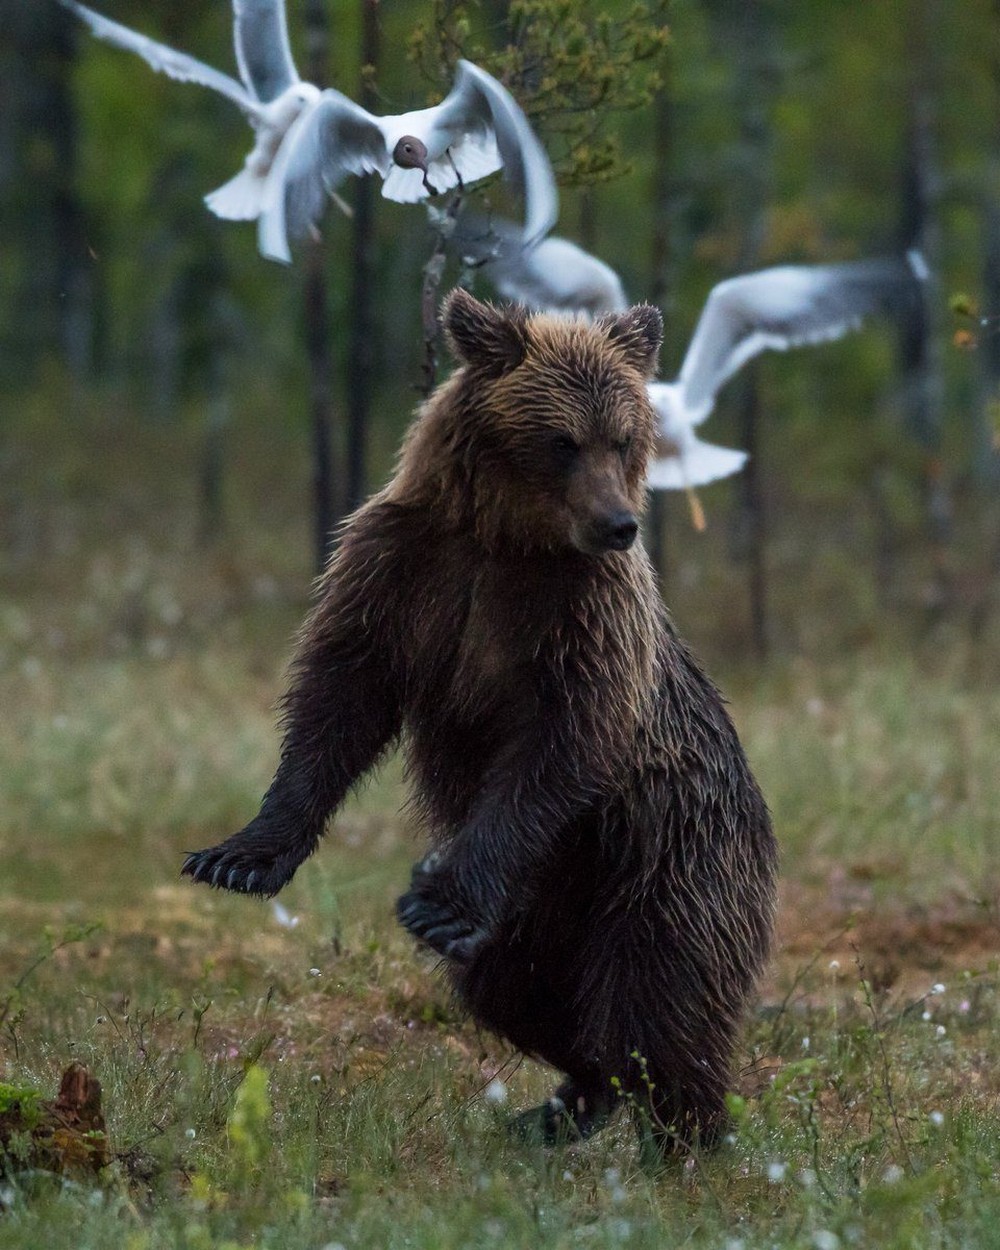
(646, 438), (748, 491)
(205, 167), (268, 221)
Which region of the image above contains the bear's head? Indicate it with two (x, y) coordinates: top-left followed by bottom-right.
(402, 290), (663, 558)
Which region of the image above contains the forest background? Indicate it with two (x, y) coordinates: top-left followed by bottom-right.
(1, 1), (1000, 1247)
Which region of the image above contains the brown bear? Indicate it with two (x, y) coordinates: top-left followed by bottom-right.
(182, 290), (778, 1159)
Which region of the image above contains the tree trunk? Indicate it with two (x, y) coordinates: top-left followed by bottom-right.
(345, 0), (381, 514)
(0, 1), (93, 387)
(645, 62), (674, 591)
(711, 0), (773, 657)
(303, 0), (337, 573)
(897, 0), (950, 624)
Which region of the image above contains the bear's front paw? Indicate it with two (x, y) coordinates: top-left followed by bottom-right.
(181, 844), (295, 897)
(396, 856), (487, 963)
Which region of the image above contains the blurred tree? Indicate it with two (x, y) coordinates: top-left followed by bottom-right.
(705, 0), (778, 659)
(897, 0), (951, 622)
(345, 0), (381, 514)
(0, 1), (93, 386)
(304, 0), (338, 572)
(644, 45), (676, 589)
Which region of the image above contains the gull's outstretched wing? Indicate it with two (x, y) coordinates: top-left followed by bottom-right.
(233, 0), (299, 103)
(454, 215), (628, 316)
(60, 0), (256, 115)
(676, 253), (927, 421)
(431, 61), (558, 247)
(258, 91), (388, 262)
(645, 438), (748, 491)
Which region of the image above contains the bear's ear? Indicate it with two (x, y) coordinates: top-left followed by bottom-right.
(443, 288), (528, 376)
(598, 304), (663, 378)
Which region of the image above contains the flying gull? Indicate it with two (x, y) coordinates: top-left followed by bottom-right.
(257, 61), (558, 263)
(645, 251), (927, 490)
(453, 214), (627, 317)
(457, 216), (926, 499)
(60, 0), (321, 222)
(61, 1), (557, 263)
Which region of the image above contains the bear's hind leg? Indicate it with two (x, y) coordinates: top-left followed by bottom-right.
(508, 1075), (618, 1147)
(630, 1061), (731, 1168)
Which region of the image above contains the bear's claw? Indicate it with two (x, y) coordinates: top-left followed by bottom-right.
(396, 884), (486, 963)
(181, 846), (290, 897)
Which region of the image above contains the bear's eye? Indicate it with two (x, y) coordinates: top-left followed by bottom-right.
(616, 435), (633, 457)
(552, 434), (580, 460)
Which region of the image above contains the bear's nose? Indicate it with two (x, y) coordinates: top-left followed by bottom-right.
(600, 510), (639, 551)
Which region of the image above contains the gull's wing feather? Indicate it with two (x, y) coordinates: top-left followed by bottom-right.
(677, 255), (925, 419)
(60, 0), (256, 115)
(432, 61), (558, 246)
(646, 438), (748, 491)
(258, 91), (388, 263)
(233, 0), (299, 102)
(454, 215), (628, 315)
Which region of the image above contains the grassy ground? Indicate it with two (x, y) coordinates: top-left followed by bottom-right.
(1, 409), (999, 1247)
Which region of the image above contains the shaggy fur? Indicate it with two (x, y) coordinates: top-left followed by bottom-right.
(183, 291), (778, 1158)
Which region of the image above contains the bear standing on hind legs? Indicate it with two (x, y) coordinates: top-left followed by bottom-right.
(182, 290), (778, 1161)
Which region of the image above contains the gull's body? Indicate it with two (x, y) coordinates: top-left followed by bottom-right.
(459, 218), (926, 493)
(258, 61), (558, 263)
(454, 215), (628, 316)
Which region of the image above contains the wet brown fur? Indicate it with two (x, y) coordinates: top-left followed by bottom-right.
(183, 291), (778, 1158)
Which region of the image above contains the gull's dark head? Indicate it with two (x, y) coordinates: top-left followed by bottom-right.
(392, 136), (430, 173)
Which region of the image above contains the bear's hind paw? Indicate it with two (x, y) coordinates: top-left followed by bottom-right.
(395, 890), (486, 963)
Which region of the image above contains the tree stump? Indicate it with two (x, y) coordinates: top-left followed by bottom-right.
(0, 1063), (109, 1177)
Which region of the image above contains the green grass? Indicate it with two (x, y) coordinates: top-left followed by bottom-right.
(1, 411), (999, 1246)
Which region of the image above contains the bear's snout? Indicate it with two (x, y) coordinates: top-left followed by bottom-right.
(594, 510), (639, 552)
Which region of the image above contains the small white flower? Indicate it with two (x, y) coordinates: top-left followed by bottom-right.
(562, 1170), (574, 1182)
(829, 960), (840, 972)
(310, 1074), (322, 1085)
(921, 1011), (931, 1021)
(484, 1078), (507, 1105)
(928, 1110), (944, 1127)
(812, 1232), (840, 1250)
(931, 983), (946, 995)
(309, 967), (321, 977)
(185, 1128), (196, 1140)
(272, 900), (300, 929)
(767, 1161), (788, 1182)
(935, 1025), (946, 1037)
(801, 1036), (811, 1052)
(882, 1164), (904, 1184)
(724, 1239), (746, 1250)
(798, 1167), (818, 1189)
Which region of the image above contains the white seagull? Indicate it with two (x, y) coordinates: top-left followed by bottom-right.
(453, 214), (627, 316)
(257, 61), (558, 263)
(645, 251), (928, 491)
(60, 0), (321, 222)
(61, 2), (557, 264)
(456, 216), (926, 497)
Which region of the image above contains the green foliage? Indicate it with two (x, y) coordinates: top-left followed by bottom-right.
(408, 0), (671, 184)
(0, 1086), (42, 1128)
(225, 1064), (272, 1179)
